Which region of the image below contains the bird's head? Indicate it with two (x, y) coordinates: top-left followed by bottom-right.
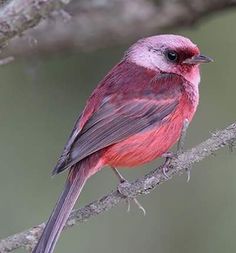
(126, 34), (212, 85)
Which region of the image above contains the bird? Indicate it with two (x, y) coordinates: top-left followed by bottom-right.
(32, 34), (212, 253)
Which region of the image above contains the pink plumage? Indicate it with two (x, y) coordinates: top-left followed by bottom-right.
(33, 34), (212, 253)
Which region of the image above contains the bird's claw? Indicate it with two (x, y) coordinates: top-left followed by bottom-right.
(131, 197), (146, 216)
(160, 152), (177, 178)
(161, 154), (191, 182)
(124, 197), (146, 215)
(186, 168), (191, 182)
(112, 167), (146, 215)
(161, 165), (169, 179)
(117, 180), (146, 216)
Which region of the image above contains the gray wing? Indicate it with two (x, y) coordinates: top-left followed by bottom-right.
(53, 73), (183, 175)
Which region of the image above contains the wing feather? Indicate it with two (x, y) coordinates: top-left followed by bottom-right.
(53, 73), (183, 174)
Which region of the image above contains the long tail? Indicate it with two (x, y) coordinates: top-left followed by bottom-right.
(32, 160), (97, 253)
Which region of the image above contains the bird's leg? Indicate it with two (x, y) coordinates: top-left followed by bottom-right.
(112, 167), (146, 215)
(161, 119), (190, 180)
(112, 167), (126, 183)
(177, 118), (189, 154)
(178, 119), (191, 181)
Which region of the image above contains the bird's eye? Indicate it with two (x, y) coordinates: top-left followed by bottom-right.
(166, 50), (178, 62)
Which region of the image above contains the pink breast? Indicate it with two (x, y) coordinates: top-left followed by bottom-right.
(104, 97), (196, 168)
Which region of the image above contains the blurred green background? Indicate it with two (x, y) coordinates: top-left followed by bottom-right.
(0, 9), (236, 253)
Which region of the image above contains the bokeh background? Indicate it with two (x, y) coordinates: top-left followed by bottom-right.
(0, 7), (236, 253)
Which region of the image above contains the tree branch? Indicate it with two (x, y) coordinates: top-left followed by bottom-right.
(0, 122), (235, 253)
(0, 0), (72, 49)
(0, 0), (235, 57)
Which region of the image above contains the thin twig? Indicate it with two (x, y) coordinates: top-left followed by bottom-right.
(0, 122), (235, 253)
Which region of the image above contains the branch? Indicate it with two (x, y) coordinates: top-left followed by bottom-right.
(0, 0), (72, 48)
(2, 0), (236, 57)
(0, 122), (236, 253)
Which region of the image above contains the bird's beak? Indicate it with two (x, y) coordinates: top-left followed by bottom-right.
(183, 54), (213, 65)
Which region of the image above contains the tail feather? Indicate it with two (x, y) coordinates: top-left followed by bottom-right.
(32, 164), (89, 253)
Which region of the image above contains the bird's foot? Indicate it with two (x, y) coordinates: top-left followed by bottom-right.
(177, 119), (191, 181)
(161, 119), (190, 180)
(117, 180), (146, 215)
(161, 151), (191, 181)
(112, 167), (146, 215)
(160, 151), (177, 178)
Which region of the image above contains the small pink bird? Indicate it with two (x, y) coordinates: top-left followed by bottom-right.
(33, 34), (212, 253)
